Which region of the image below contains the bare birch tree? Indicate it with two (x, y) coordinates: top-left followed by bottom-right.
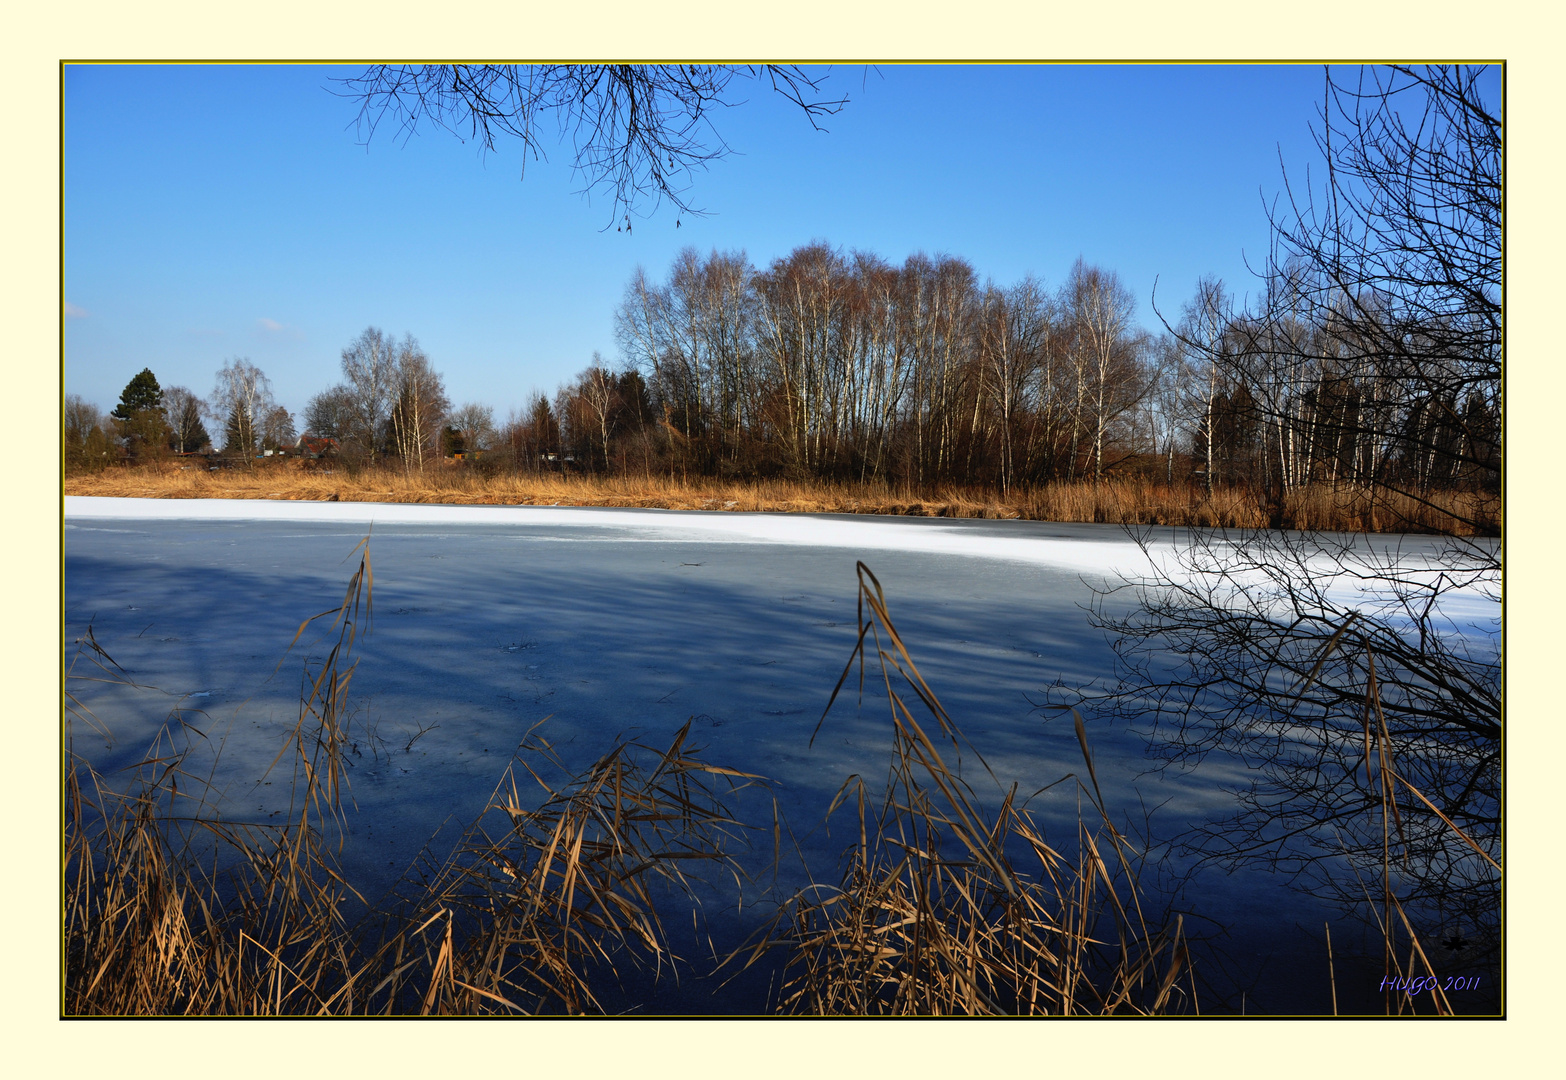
(161, 385), (210, 454)
(979, 278), (1050, 494)
(1172, 276), (1234, 495)
(210, 358), (275, 467)
(340, 327), (399, 463)
(387, 336), (449, 474)
(1060, 261), (1147, 483)
(574, 357), (622, 472)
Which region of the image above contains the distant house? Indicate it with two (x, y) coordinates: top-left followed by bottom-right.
(295, 434), (340, 459)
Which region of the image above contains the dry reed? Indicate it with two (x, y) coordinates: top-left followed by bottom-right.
(725, 563), (1195, 1015)
(67, 460), (1498, 535)
(347, 720), (764, 1015)
(64, 540), (376, 1014)
(1287, 619), (1503, 1016)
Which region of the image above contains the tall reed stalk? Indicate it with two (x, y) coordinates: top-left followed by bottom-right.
(726, 563), (1196, 1015)
(63, 539), (760, 1015)
(64, 539), (375, 1014)
(1296, 628), (1503, 1016)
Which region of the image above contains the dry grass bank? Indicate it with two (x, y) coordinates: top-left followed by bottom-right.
(64, 461), (1499, 535)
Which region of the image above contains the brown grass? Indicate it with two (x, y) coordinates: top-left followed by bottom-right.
(67, 460), (1499, 535)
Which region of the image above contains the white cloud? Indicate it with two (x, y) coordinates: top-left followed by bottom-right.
(64, 301), (88, 318)
(255, 317), (304, 342)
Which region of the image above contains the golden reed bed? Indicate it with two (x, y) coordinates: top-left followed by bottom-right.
(65, 462), (1499, 535)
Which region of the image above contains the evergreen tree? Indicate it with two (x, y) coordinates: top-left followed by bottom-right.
(162, 386), (211, 453)
(110, 368), (171, 462)
(223, 403), (258, 457)
(186, 413), (212, 454)
(111, 368), (165, 421)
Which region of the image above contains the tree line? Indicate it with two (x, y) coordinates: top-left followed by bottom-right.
(64, 359), (299, 471)
(64, 336), (482, 477)
(68, 154), (1499, 534)
(64, 238), (1501, 523)
(608, 240), (1496, 506)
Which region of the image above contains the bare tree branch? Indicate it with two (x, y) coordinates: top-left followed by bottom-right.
(335, 64), (850, 226)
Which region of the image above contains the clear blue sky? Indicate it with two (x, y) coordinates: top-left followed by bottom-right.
(63, 63), (1409, 422)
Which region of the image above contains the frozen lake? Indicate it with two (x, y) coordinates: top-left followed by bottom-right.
(63, 496), (1497, 1013)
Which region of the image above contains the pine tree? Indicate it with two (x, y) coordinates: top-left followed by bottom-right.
(223, 403), (257, 457)
(111, 368), (164, 421)
(185, 413), (212, 454)
(110, 368), (171, 462)
(162, 387), (211, 454)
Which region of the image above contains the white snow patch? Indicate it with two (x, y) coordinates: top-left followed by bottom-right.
(65, 496), (1499, 650)
(64, 496), (1149, 577)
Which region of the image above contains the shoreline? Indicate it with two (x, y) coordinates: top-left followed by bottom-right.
(62, 467), (1500, 536)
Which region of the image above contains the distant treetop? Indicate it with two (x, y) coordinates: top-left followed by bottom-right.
(112, 368), (164, 421)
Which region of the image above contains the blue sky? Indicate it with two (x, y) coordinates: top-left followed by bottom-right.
(64, 63), (1427, 422)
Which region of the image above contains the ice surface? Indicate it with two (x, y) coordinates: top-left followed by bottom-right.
(63, 496), (1500, 1012)
(64, 495), (1165, 575)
